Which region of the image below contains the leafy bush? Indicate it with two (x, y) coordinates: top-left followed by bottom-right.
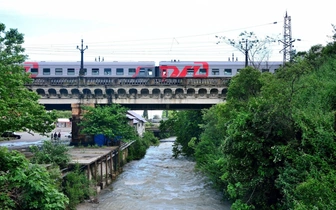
(142, 131), (159, 146)
(63, 164), (95, 210)
(30, 140), (70, 168)
(128, 131), (159, 161)
(0, 147), (68, 209)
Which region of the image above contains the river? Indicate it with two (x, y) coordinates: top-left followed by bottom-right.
(77, 138), (231, 210)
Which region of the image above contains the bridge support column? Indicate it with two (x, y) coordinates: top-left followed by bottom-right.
(70, 103), (95, 146)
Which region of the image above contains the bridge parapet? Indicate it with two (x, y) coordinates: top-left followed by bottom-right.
(28, 77), (230, 87)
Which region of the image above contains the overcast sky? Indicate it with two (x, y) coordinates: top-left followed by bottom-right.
(1, 0), (335, 64)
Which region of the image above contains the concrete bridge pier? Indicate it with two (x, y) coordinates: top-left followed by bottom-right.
(70, 103), (95, 146)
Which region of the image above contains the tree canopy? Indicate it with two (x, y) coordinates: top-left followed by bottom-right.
(0, 22), (56, 135)
(78, 104), (137, 141)
(170, 25), (336, 209)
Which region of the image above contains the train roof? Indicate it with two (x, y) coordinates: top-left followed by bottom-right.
(159, 61), (283, 65)
(24, 61), (156, 65)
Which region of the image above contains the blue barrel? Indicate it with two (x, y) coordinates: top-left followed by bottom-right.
(94, 134), (105, 146)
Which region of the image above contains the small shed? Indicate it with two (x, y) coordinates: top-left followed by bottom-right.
(57, 118), (72, 128)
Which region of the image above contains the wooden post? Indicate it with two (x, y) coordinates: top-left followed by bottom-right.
(94, 160), (97, 183)
(118, 147), (121, 172)
(105, 154), (108, 185)
(87, 164), (91, 181)
(100, 159), (103, 188)
(110, 151), (113, 179)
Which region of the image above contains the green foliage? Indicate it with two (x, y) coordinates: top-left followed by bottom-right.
(128, 131), (159, 161)
(30, 141), (70, 169)
(63, 164), (95, 210)
(159, 110), (177, 138)
(142, 109), (148, 119)
(0, 22), (56, 135)
(0, 147), (68, 209)
(79, 104), (137, 141)
(54, 110), (72, 119)
(227, 66), (263, 101)
(169, 110), (204, 157)
(192, 42), (336, 210)
(142, 130), (159, 146)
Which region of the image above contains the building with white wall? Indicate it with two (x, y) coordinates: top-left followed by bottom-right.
(126, 110), (147, 137)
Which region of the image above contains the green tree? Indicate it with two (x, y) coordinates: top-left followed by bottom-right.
(0, 22), (56, 135)
(142, 109), (148, 119)
(171, 110), (204, 157)
(54, 110), (72, 119)
(159, 110), (177, 138)
(0, 147), (68, 209)
(79, 104), (137, 141)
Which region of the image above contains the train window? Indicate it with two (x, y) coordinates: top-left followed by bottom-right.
(43, 68), (50, 75)
(148, 68), (153, 76)
(128, 68), (136, 75)
(199, 68), (206, 75)
(55, 68), (63, 75)
(67, 68), (75, 75)
(212, 69), (219, 75)
(139, 68), (146, 76)
(116, 68), (124, 75)
(187, 69), (194, 75)
(31, 68), (38, 75)
(104, 68), (111, 75)
(92, 68), (99, 75)
(224, 69), (232, 75)
(262, 69), (269, 73)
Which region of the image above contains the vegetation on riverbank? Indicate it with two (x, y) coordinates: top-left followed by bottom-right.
(163, 29), (336, 209)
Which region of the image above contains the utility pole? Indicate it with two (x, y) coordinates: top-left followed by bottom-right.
(239, 39), (259, 67)
(243, 40), (249, 67)
(77, 39), (88, 76)
(216, 22), (277, 67)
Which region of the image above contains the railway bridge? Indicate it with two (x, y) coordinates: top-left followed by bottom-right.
(26, 77), (229, 110)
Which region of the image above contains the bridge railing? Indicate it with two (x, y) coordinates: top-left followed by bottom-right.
(27, 77), (230, 87)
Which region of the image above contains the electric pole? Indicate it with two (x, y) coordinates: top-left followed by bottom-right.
(77, 39), (88, 76)
(240, 39), (257, 67)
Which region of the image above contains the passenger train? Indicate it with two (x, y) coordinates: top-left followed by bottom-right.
(23, 60), (282, 78)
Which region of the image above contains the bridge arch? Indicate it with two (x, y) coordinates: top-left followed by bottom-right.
(117, 89), (127, 98)
(152, 88), (161, 98)
(36, 88), (45, 97)
(175, 88), (184, 99)
(48, 89), (57, 98)
(94, 89), (103, 98)
(210, 89), (218, 98)
(187, 88), (195, 97)
(60, 88), (68, 97)
(106, 89), (114, 96)
(129, 88), (137, 98)
(140, 89), (149, 98)
(198, 88), (207, 98)
(71, 89), (80, 98)
(163, 88), (173, 99)
(222, 88), (228, 96)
